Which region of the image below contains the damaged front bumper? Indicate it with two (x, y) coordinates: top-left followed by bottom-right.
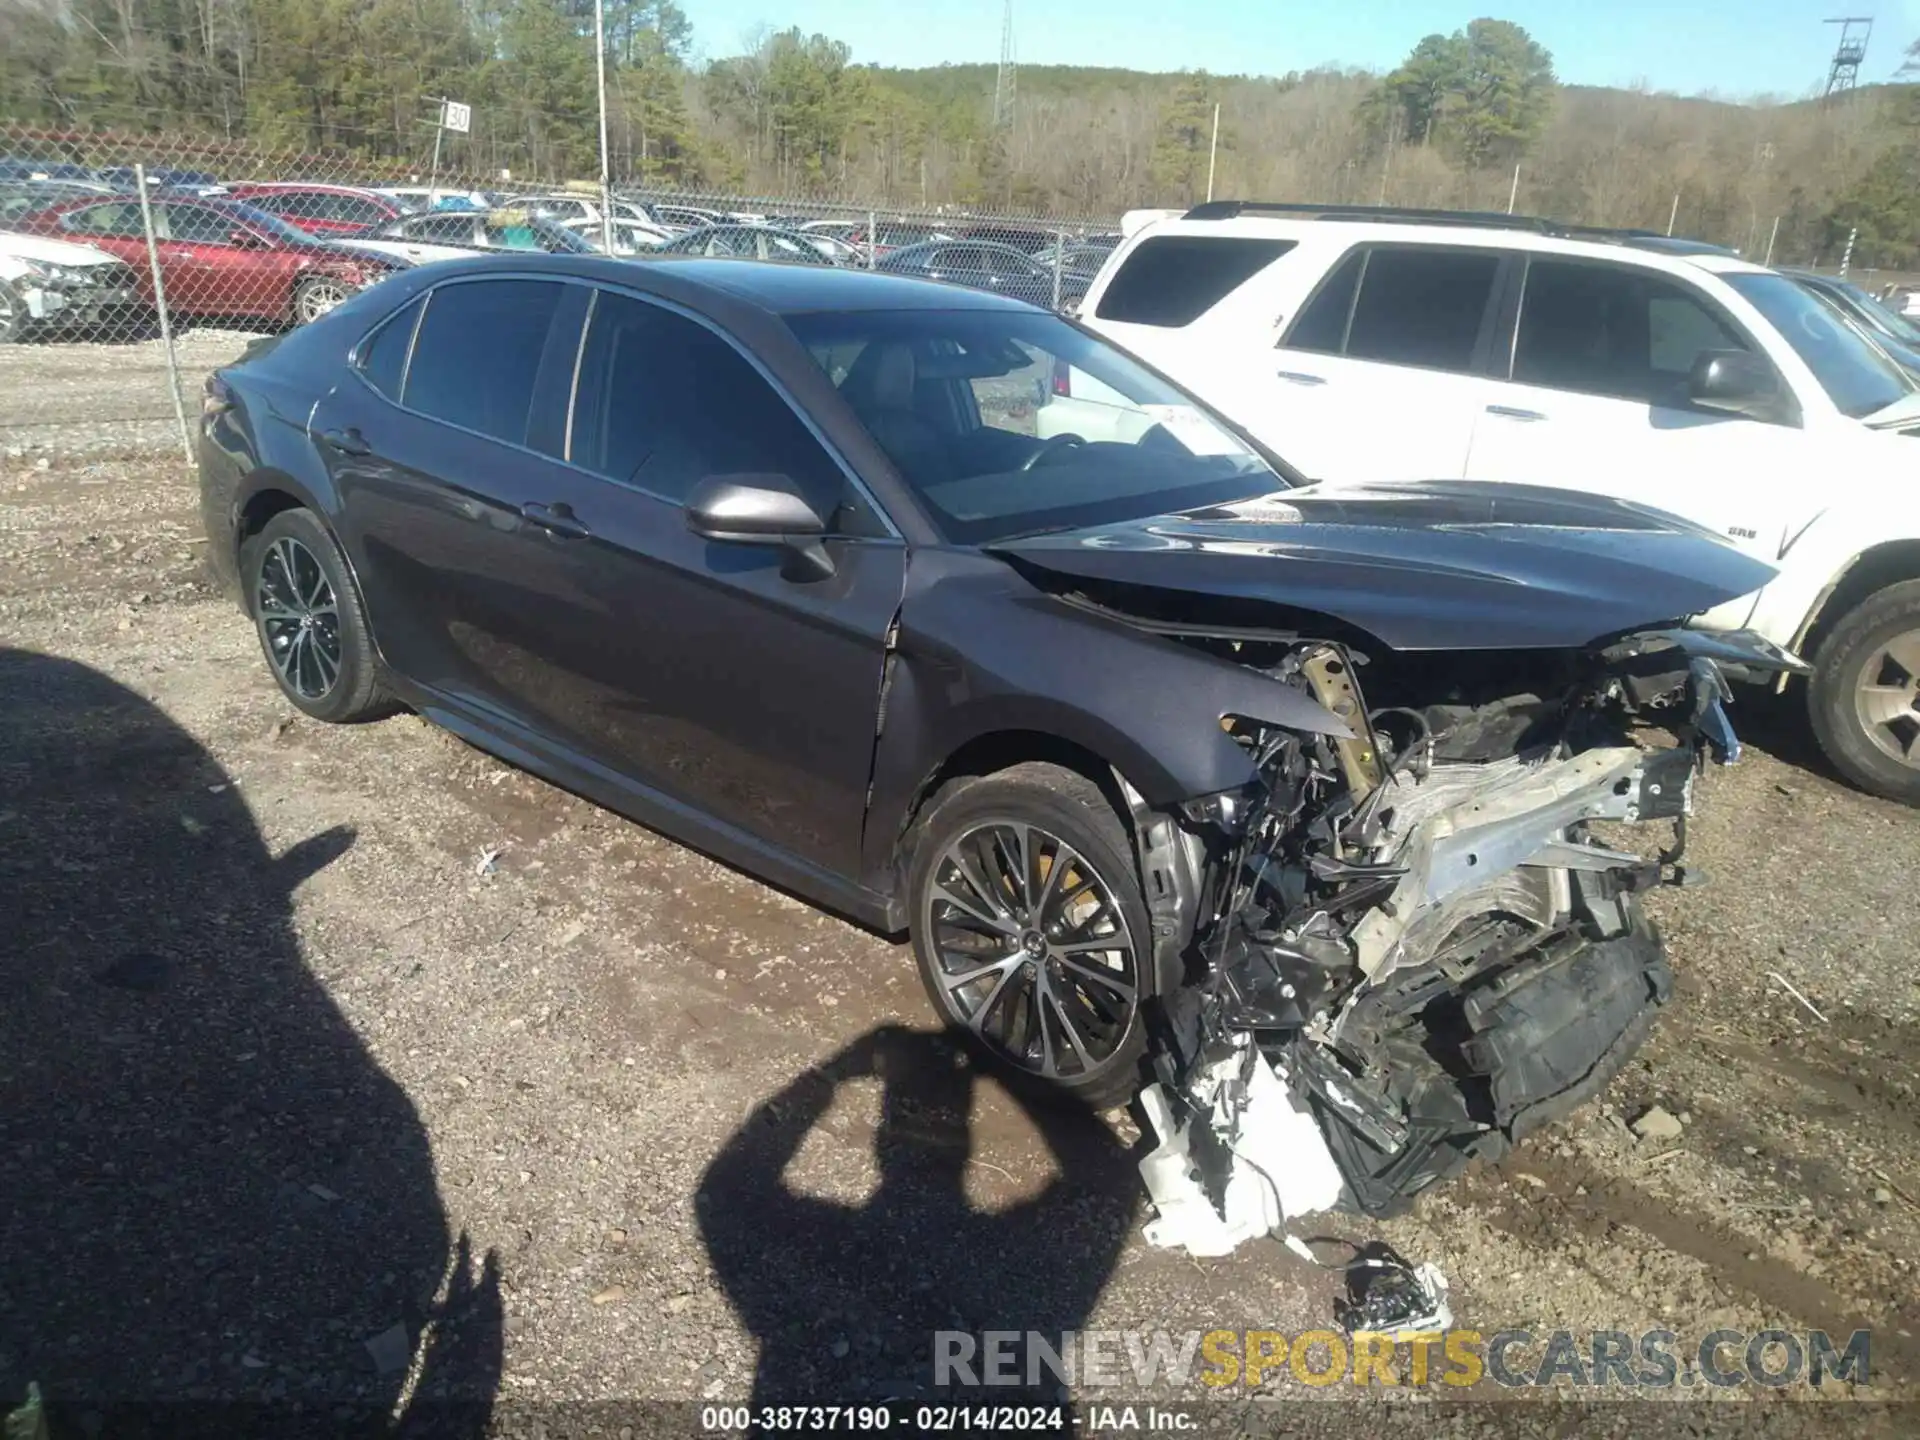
(15, 263), (142, 330)
(1134, 628), (1800, 1256)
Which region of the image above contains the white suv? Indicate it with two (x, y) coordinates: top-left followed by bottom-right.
(1054, 201), (1920, 804)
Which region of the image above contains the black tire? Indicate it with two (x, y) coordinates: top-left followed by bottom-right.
(906, 761), (1152, 1111)
(241, 508), (394, 723)
(0, 277), (24, 344)
(1807, 578), (1920, 806)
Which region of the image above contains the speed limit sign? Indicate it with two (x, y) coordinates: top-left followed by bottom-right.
(441, 100), (472, 134)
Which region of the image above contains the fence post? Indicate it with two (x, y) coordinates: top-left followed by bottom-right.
(867, 210), (877, 271)
(134, 165), (193, 468)
(1051, 229), (1064, 311)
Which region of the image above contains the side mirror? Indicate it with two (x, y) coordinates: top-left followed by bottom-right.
(685, 473), (834, 580)
(1688, 349), (1778, 418)
(228, 228), (266, 249)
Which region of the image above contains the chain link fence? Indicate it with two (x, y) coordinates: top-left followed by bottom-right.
(0, 121), (1123, 461)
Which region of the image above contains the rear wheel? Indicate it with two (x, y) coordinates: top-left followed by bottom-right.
(907, 762), (1151, 1110)
(1807, 579), (1920, 806)
(241, 508), (393, 723)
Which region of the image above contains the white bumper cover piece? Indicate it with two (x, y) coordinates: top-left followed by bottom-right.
(1136, 1037), (1345, 1258)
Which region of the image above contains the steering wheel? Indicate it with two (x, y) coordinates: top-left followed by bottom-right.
(1019, 433), (1086, 471)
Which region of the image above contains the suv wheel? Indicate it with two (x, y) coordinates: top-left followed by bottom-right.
(241, 508), (393, 723)
(907, 762), (1152, 1110)
(1808, 578), (1920, 805)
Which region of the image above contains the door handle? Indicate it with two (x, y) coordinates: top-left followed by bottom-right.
(1485, 404), (1547, 422)
(520, 501), (591, 540)
(319, 426), (370, 456)
(1276, 369), (1328, 386)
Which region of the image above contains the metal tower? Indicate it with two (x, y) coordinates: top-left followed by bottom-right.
(1824, 16), (1873, 99)
(993, 0), (1017, 129)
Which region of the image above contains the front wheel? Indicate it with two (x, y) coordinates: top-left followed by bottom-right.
(907, 762), (1152, 1110)
(0, 278), (24, 344)
(1807, 578), (1920, 806)
(292, 274), (353, 326)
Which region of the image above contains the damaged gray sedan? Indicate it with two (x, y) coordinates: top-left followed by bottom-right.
(197, 258), (1805, 1241)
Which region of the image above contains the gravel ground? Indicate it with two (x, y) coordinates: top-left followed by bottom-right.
(1, 343), (1916, 1436)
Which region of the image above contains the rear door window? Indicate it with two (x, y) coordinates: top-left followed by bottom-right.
(356, 297), (424, 401)
(403, 280), (566, 446)
(1342, 248), (1502, 373)
(1094, 235), (1296, 327)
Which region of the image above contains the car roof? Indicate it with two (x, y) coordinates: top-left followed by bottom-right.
(398, 251), (1044, 314)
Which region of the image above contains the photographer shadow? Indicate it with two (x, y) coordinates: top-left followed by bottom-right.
(0, 648), (499, 1437)
(697, 1025), (1139, 1413)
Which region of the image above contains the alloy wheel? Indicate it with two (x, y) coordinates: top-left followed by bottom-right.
(0, 282), (18, 343)
(1854, 626), (1920, 769)
(922, 821), (1140, 1080)
(297, 278), (350, 323)
(256, 536), (342, 701)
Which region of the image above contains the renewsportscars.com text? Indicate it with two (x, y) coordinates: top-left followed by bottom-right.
(933, 1327), (1871, 1390)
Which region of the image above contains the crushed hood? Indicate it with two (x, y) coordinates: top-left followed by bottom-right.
(988, 479), (1779, 651)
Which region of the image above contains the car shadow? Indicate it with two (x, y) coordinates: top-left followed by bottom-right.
(697, 1025), (1138, 1420)
(0, 648), (500, 1436)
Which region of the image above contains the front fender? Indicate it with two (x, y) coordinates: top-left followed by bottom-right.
(1747, 503), (1920, 653)
(858, 550), (1348, 890)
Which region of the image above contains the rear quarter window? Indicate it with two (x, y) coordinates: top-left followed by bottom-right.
(1093, 234), (1296, 327)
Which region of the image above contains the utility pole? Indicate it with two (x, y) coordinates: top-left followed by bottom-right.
(593, 0), (614, 254)
(1205, 103), (1220, 203)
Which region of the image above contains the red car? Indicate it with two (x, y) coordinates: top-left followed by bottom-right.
(21, 195), (394, 325)
(222, 183), (405, 237)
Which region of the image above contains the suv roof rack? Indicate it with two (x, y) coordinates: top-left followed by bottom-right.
(1181, 200), (1571, 234)
(1179, 202), (1750, 260)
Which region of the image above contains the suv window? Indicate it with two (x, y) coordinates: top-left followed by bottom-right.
(1344, 248), (1501, 372)
(356, 297), (424, 401)
(1515, 260), (1752, 405)
(1095, 235), (1296, 327)
(569, 291), (843, 510)
(404, 280), (564, 445)
(1284, 248), (1364, 354)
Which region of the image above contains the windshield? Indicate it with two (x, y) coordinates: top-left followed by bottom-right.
(1726, 272), (1911, 418)
(787, 308), (1283, 544)
(225, 202), (318, 245)
(1830, 277), (1920, 345)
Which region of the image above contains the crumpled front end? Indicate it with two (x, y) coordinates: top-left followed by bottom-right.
(1132, 627), (1804, 1256)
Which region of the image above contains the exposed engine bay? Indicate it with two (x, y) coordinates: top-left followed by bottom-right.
(1083, 602), (1806, 1256)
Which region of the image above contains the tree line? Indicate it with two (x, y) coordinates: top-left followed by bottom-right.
(4, 4), (1920, 267)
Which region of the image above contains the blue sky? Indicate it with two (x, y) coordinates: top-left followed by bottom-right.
(684, 1), (1920, 100)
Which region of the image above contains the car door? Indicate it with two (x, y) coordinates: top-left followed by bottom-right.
(313, 276), (596, 722)
(162, 202), (286, 319)
(1464, 255), (1808, 596)
(491, 285), (906, 879)
(1238, 243), (1507, 483)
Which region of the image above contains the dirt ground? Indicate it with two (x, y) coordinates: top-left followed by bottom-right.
(1, 337), (1917, 1435)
